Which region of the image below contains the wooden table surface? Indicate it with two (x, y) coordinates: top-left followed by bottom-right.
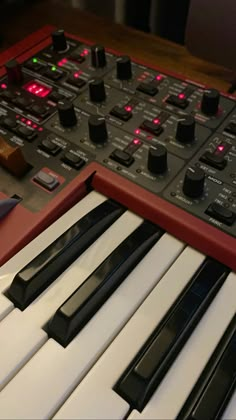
(0, 0), (234, 94)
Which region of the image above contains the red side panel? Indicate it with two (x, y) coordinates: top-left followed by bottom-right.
(92, 164), (235, 271)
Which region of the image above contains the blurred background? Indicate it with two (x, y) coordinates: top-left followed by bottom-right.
(0, 0), (190, 45)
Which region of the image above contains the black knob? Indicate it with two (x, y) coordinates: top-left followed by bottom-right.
(91, 44), (106, 68)
(5, 59), (23, 84)
(89, 78), (106, 103)
(51, 29), (68, 53)
(88, 115), (108, 144)
(183, 166), (205, 198)
(116, 56), (132, 80)
(176, 115), (196, 143)
(57, 100), (77, 127)
(201, 89), (220, 116)
(148, 145), (168, 174)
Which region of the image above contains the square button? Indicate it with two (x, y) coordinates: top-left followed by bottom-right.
(61, 151), (85, 169)
(43, 68), (64, 81)
(33, 170), (59, 191)
(67, 75), (86, 89)
(17, 126), (37, 141)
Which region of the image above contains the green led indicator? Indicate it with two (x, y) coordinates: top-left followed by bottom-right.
(32, 58), (38, 63)
(51, 66), (57, 71)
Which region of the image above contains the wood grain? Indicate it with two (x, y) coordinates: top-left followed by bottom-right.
(0, 0), (234, 93)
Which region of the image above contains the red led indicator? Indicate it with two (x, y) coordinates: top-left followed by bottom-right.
(74, 71), (82, 78)
(26, 120), (32, 126)
(153, 118), (160, 125)
(38, 127), (44, 132)
(58, 58), (68, 66)
(133, 138), (141, 145)
(33, 124), (38, 129)
(16, 115), (20, 119)
(125, 105), (132, 112)
(217, 145), (225, 152)
(135, 128), (141, 135)
(83, 49), (89, 55)
(1, 83), (7, 89)
(156, 75), (163, 81)
(21, 118), (26, 122)
(23, 81), (52, 98)
(178, 93), (186, 100)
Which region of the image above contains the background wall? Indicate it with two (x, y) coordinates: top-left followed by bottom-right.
(0, 0), (190, 44)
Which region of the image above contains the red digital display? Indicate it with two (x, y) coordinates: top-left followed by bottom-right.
(23, 81), (52, 98)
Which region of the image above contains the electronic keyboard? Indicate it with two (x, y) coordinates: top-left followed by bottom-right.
(0, 26), (235, 419)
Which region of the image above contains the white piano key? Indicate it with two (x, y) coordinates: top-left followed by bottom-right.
(50, 247), (205, 420)
(222, 390), (236, 420)
(0, 207), (142, 392)
(0, 294), (13, 321)
(0, 232), (187, 419)
(0, 190), (108, 320)
(128, 272), (236, 420)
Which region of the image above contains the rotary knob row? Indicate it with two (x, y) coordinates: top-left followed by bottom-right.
(51, 29), (132, 78)
(57, 100), (169, 173)
(57, 100), (207, 189)
(3, 59), (221, 119)
(51, 30), (220, 115)
(58, 95), (197, 145)
(57, 100), (108, 143)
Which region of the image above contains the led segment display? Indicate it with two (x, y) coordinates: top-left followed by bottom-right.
(23, 81), (52, 98)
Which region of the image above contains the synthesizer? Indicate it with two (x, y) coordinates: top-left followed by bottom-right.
(0, 26), (235, 270)
(0, 26), (235, 419)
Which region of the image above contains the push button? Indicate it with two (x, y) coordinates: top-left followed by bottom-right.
(110, 106), (132, 121)
(61, 151), (85, 169)
(48, 91), (65, 103)
(39, 139), (61, 155)
(67, 75), (86, 88)
(166, 94), (189, 109)
(17, 125), (37, 142)
(33, 170), (59, 191)
(205, 202), (235, 226)
(200, 151), (227, 170)
(136, 82), (158, 96)
(13, 96), (33, 109)
(43, 67), (64, 81)
(140, 119), (163, 136)
(224, 122), (236, 135)
(110, 149), (134, 167)
(1, 90), (15, 101)
(1, 117), (17, 130)
(68, 51), (85, 63)
(24, 59), (45, 72)
(30, 104), (49, 117)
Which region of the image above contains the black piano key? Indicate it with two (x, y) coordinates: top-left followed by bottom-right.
(178, 315), (236, 420)
(48, 221), (163, 347)
(115, 258), (230, 412)
(7, 199), (125, 310)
